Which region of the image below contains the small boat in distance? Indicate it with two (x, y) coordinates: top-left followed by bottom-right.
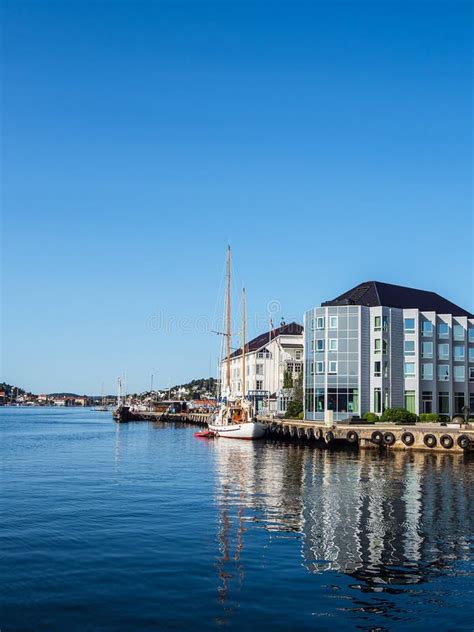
(93, 383), (110, 412)
(208, 248), (265, 440)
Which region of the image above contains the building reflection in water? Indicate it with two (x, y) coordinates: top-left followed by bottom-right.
(212, 438), (474, 616)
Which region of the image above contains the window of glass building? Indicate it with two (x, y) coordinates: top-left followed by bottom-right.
(315, 389), (324, 412)
(404, 362), (415, 377)
(374, 316), (381, 331)
(316, 317), (325, 329)
(454, 366), (465, 382)
(422, 341), (433, 358)
(329, 339), (338, 352)
(374, 388), (382, 413)
(438, 365), (449, 381)
(329, 316), (338, 329)
(404, 318), (415, 333)
(438, 344), (449, 360)
(422, 391), (433, 413)
(422, 364), (433, 380)
(374, 339), (381, 354)
(469, 367), (474, 382)
(384, 389), (389, 410)
(469, 327), (474, 343)
(374, 361), (381, 377)
(404, 340), (415, 356)
(349, 389), (359, 413)
(454, 392), (465, 414)
(469, 348), (474, 363)
(316, 361), (324, 374)
(438, 392), (449, 414)
(383, 362), (389, 378)
(422, 320), (433, 337)
(438, 322), (449, 338)
(405, 391), (416, 414)
(382, 340), (388, 355)
(317, 339), (324, 352)
(328, 361), (337, 374)
(383, 316), (389, 332)
(453, 324), (464, 341)
(454, 345), (465, 361)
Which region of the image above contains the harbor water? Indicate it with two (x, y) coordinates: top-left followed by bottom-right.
(1, 407), (473, 631)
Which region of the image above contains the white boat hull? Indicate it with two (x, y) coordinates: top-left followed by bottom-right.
(209, 421), (266, 440)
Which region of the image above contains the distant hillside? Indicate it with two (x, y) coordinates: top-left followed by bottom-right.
(48, 392), (81, 398)
(0, 383), (26, 396)
(139, 377), (218, 400)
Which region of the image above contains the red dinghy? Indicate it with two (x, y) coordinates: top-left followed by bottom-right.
(194, 430), (215, 439)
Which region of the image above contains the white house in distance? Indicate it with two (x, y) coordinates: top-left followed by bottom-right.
(220, 321), (304, 414)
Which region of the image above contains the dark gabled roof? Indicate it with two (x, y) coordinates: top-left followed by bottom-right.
(322, 281), (472, 317)
(230, 321), (303, 359)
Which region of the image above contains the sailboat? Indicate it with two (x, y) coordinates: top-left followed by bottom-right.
(93, 383), (109, 412)
(208, 247), (266, 440)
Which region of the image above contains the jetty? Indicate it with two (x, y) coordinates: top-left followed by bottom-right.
(113, 408), (474, 453)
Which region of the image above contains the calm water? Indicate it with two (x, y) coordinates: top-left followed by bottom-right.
(1, 408), (473, 631)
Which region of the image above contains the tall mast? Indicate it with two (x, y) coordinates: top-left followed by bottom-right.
(225, 245), (231, 390)
(242, 287), (246, 399)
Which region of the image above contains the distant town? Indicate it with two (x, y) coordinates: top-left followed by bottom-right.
(0, 378), (218, 408)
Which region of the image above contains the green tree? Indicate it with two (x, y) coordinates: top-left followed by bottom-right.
(283, 370), (293, 389)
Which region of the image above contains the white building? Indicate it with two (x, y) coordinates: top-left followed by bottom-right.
(220, 321), (304, 414)
(304, 281), (474, 421)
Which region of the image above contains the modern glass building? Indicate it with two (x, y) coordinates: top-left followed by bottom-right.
(304, 281), (474, 421)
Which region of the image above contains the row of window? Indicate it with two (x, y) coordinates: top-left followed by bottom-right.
(312, 316), (339, 330)
(311, 339), (340, 352)
(405, 363), (474, 382)
(405, 341), (474, 361)
(305, 388), (359, 414)
(310, 361), (338, 375)
(373, 389), (473, 415)
(314, 314), (474, 341)
(286, 362), (303, 373)
(405, 318), (474, 341)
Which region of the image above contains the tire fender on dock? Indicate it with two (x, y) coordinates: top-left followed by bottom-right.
(401, 431), (415, 446)
(383, 432), (396, 446)
(457, 434), (471, 450)
(440, 434), (454, 449)
(423, 433), (437, 448)
(346, 430), (359, 444)
(324, 430), (335, 444)
(371, 430), (383, 445)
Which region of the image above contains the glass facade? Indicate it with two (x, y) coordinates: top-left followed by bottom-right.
(422, 363), (433, 380)
(305, 306), (361, 420)
(421, 341), (433, 358)
(405, 391), (416, 413)
(438, 322), (449, 338)
(454, 392), (465, 414)
(422, 320), (433, 336)
(439, 392), (449, 414)
(404, 318), (415, 333)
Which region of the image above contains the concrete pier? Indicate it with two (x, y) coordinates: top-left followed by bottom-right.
(116, 409), (474, 453)
(261, 418), (474, 453)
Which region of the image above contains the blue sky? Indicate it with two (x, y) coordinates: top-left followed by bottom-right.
(2, 0), (472, 394)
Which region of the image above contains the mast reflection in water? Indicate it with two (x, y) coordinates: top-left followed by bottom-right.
(212, 439), (474, 624)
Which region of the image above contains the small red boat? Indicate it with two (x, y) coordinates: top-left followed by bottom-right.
(194, 429), (215, 439)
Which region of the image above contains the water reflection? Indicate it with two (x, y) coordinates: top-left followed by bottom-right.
(212, 440), (474, 613)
